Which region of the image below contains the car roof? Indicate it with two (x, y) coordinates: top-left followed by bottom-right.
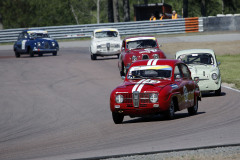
(23, 29), (48, 34)
(130, 59), (181, 68)
(176, 49), (215, 58)
(124, 36), (156, 42)
(94, 28), (119, 33)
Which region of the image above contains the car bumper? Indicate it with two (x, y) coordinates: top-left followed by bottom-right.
(94, 50), (120, 56)
(33, 48), (59, 53)
(198, 79), (221, 91)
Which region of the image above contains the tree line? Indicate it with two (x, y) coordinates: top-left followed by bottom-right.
(0, 0), (239, 29)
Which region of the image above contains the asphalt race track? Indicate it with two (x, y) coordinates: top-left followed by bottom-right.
(0, 37), (240, 160)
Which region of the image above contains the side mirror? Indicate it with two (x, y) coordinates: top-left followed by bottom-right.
(159, 44), (162, 47)
(194, 77), (200, 84)
(121, 76), (125, 80)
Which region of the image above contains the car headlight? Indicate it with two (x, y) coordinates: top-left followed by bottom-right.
(37, 42), (41, 47)
(132, 55), (137, 62)
(212, 73), (218, 80)
(153, 54), (159, 59)
(115, 95), (124, 103)
(52, 42), (56, 46)
(150, 93), (158, 103)
(97, 45), (102, 49)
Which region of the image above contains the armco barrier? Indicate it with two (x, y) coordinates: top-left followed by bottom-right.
(203, 15), (240, 32)
(0, 18), (203, 43)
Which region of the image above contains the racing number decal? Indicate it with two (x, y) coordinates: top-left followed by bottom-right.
(21, 40), (27, 50)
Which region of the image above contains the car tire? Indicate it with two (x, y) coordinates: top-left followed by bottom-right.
(112, 112), (124, 124)
(188, 98), (198, 116)
(15, 51), (20, 58)
(165, 99), (175, 120)
(120, 62), (126, 76)
(215, 87), (221, 96)
(53, 52), (57, 56)
(29, 49), (34, 57)
(38, 53), (43, 57)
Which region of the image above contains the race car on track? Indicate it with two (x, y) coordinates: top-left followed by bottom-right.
(110, 59), (201, 124)
(118, 36), (166, 76)
(90, 28), (122, 60)
(13, 29), (59, 57)
(176, 49), (221, 96)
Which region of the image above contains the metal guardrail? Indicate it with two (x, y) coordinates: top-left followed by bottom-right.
(0, 18), (203, 43)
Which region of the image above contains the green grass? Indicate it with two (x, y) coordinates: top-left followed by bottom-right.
(216, 54), (240, 89)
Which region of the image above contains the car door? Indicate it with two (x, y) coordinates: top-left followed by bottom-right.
(173, 64), (186, 110)
(16, 32), (28, 53)
(179, 63), (195, 109)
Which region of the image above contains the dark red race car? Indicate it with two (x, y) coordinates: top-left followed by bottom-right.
(110, 59), (201, 124)
(118, 36), (166, 76)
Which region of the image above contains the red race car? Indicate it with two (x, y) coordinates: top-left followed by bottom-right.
(110, 59), (201, 124)
(118, 36), (166, 76)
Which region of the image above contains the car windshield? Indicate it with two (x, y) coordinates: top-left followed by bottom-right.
(127, 39), (157, 50)
(29, 33), (50, 39)
(95, 31), (118, 38)
(177, 53), (214, 65)
(127, 65), (172, 79)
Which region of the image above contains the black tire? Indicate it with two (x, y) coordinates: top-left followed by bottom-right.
(15, 51), (20, 58)
(165, 99), (175, 120)
(91, 54), (96, 60)
(215, 87), (221, 96)
(38, 53), (43, 57)
(29, 49), (34, 57)
(188, 98), (198, 116)
(53, 52), (57, 56)
(117, 54), (120, 59)
(112, 112), (124, 124)
(120, 62), (126, 76)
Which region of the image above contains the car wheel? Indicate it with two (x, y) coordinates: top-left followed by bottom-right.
(112, 112), (124, 124)
(188, 98), (198, 116)
(165, 99), (175, 120)
(91, 54), (96, 60)
(117, 54), (120, 59)
(38, 53), (43, 57)
(120, 63), (125, 76)
(29, 49), (34, 57)
(15, 51), (20, 58)
(215, 87), (221, 96)
(53, 52), (57, 56)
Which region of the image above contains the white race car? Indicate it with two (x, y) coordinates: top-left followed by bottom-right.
(90, 28), (122, 60)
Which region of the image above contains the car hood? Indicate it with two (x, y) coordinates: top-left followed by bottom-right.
(129, 48), (162, 55)
(94, 37), (121, 43)
(115, 79), (172, 93)
(188, 64), (219, 79)
(35, 38), (57, 42)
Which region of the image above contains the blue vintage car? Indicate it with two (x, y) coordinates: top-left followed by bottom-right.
(13, 29), (59, 57)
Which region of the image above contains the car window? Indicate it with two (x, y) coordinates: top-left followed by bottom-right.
(127, 65), (172, 79)
(29, 33), (49, 39)
(180, 64), (191, 79)
(174, 65), (182, 80)
(177, 53), (214, 65)
(23, 33), (28, 39)
(95, 31), (118, 38)
(126, 39), (157, 50)
(18, 33), (24, 40)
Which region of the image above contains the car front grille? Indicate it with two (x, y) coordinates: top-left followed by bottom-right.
(44, 42), (50, 49)
(119, 92), (153, 107)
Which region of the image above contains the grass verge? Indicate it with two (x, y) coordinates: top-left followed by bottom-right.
(216, 54), (240, 89)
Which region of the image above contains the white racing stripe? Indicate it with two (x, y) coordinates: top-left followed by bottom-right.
(152, 59), (158, 65)
(132, 79), (146, 93)
(147, 59), (154, 65)
(132, 79), (152, 93)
